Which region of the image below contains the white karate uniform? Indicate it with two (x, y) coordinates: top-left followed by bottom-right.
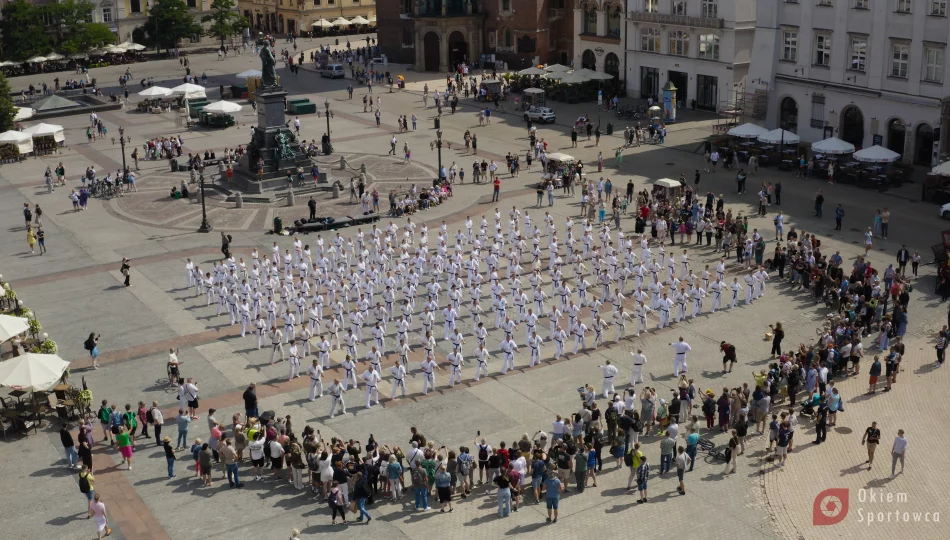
(601, 364), (619, 398)
(391, 364), (407, 398)
(362, 369), (381, 408)
(671, 341), (692, 376)
(328, 383), (345, 417)
(630, 353), (647, 385)
(308, 364), (324, 400)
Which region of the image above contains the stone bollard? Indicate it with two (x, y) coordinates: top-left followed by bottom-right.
(235, 192), (244, 208)
(339, 156), (347, 170)
(286, 188), (295, 207)
(332, 184), (340, 199)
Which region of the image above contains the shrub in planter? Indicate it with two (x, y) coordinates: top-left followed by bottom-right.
(28, 318), (42, 335)
(39, 339), (58, 354)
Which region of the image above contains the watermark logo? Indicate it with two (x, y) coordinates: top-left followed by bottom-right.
(813, 488), (850, 526)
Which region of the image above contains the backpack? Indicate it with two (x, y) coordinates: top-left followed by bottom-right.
(123, 411), (137, 429)
(145, 407), (155, 424)
(457, 455), (470, 476)
(79, 472), (91, 493)
(478, 444), (489, 461)
(605, 407), (619, 424)
(624, 449), (634, 467)
(328, 489), (342, 509)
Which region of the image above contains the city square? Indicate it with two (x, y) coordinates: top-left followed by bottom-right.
(0, 30), (948, 540)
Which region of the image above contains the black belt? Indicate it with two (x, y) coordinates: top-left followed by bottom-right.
(604, 375), (614, 379)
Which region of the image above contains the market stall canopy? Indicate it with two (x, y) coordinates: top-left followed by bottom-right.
(0, 61), (16, 67)
(313, 18), (333, 28)
(518, 66), (547, 76)
(349, 15), (370, 24)
(45, 52), (65, 61)
(204, 100), (242, 113)
(138, 86), (173, 98)
(853, 145), (900, 163)
(727, 122), (768, 139)
(22, 122), (65, 142)
(0, 314), (29, 343)
(106, 44), (127, 53)
(171, 83), (207, 99)
(757, 128), (800, 145)
(0, 353), (70, 392)
(125, 43), (146, 51)
(26, 56), (48, 63)
(237, 69), (262, 79)
(545, 152), (575, 162)
(331, 17), (350, 26)
(811, 137), (855, 155)
(544, 64), (571, 72)
(0, 130), (34, 154)
(932, 161), (950, 177)
(654, 178), (683, 189)
(13, 106), (35, 121)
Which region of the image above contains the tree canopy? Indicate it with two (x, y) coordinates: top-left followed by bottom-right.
(0, 74), (17, 132)
(0, 0), (117, 61)
(145, 0), (202, 53)
(202, 0), (248, 48)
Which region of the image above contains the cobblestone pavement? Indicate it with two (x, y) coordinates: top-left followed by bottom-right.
(1, 50), (947, 540)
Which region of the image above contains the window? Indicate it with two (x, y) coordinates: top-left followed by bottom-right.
(502, 0), (511, 10)
(186, 0), (197, 7)
(891, 43), (909, 77)
(817, 0), (832, 5)
(669, 30), (689, 56)
(932, 0), (947, 15)
(641, 27), (660, 52)
(672, 0), (687, 14)
(814, 34), (831, 66)
(402, 27), (413, 46)
(782, 31), (797, 61)
(701, 0), (718, 17)
(584, 8), (597, 34)
(853, 0), (868, 8)
(101, 7), (112, 22)
(504, 28), (513, 48)
(698, 34), (720, 60)
(607, 7), (622, 36)
(130, 0), (141, 13)
(317, 0), (324, 5)
(810, 93), (826, 129)
(896, 0), (911, 12)
(645, 0), (658, 11)
(925, 47), (944, 82)
(849, 37), (867, 71)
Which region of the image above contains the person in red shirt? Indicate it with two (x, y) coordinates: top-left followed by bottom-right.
(492, 177), (501, 202)
(506, 465), (521, 511)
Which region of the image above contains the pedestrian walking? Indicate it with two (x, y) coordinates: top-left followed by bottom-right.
(891, 429), (907, 476)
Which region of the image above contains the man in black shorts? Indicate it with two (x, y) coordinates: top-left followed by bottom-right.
(475, 437), (492, 484)
(720, 341), (737, 373)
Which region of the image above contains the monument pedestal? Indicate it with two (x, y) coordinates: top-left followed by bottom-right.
(232, 86), (311, 193)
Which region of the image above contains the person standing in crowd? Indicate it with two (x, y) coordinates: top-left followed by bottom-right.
(891, 429), (908, 476)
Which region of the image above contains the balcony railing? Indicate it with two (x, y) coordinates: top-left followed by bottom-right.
(627, 11), (724, 29)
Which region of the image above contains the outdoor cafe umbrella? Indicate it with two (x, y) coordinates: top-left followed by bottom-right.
(203, 100), (242, 114)
(544, 63), (571, 72)
(0, 314), (29, 344)
(350, 15), (370, 25)
(126, 43), (146, 51)
(758, 128), (800, 145)
(331, 17), (350, 27)
(854, 145), (900, 163)
(45, 53), (65, 61)
(138, 86), (172, 98)
(313, 19), (333, 28)
(518, 66), (547, 76)
(932, 161), (950, 177)
(0, 352), (70, 392)
(811, 137), (855, 155)
(551, 71), (590, 85)
(237, 69), (262, 79)
(575, 68), (614, 80)
(727, 122), (768, 139)
(26, 56), (48, 63)
(171, 83), (207, 99)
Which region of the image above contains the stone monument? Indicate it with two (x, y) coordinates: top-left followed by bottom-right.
(232, 41), (311, 194)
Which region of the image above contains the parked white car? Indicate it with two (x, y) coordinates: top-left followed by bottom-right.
(524, 106), (556, 124)
(940, 202), (950, 219)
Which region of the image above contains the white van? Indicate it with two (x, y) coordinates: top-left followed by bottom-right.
(321, 64), (345, 79)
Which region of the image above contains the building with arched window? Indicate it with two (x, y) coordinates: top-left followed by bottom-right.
(572, 1), (625, 83)
(748, 0), (948, 164)
(624, 0), (753, 110)
(379, 1), (574, 71)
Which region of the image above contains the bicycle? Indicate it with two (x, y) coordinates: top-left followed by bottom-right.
(697, 437), (729, 462)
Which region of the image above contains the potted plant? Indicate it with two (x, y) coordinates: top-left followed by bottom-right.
(38, 339), (58, 354)
(27, 318), (42, 336)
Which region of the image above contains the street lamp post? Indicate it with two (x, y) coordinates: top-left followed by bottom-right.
(118, 126), (128, 176)
(147, 1), (158, 54)
(325, 99), (331, 143)
(436, 129), (443, 181)
(198, 171), (213, 233)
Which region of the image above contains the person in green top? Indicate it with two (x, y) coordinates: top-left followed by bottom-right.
(421, 451), (436, 496)
(122, 404), (137, 449)
(685, 427), (700, 472)
(115, 426), (134, 470)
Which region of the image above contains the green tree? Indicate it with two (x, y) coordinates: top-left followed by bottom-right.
(0, 74), (17, 132)
(202, 0), (248, 49)
(45, 0), (95, 44)
(60, 23), (117, 57)
(145, 0), (201, 53)
(0, 0), (52, 61)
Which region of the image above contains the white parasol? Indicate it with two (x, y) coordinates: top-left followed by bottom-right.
(171, 83), (207, 99)
(13, 107), (35, 121)
(726, 122), (768, 139)
(237, 69), (262, 78)
(853, 145), (900, 163)
(575, 68), (614, 80)
(544, 64), (571, 72)
(126, 43), (146, 51)
(26, 56), (48, 63)
(518, 66), (547, 76)
(0, 353), (70, 392)
(350, 15), (370, 25)
(811, 137), (855, 155)
(331, 17), (350, 27)
(45, 53), (65, 61)
(758, 128), (800, 145)
(932, 161), (950, 177)
(0, 314), (29, 343)
(550, 71), (590, 84)
(138, 86), (173, 98)
(203, 100), (243, 113)
(313, 19), (333, 28)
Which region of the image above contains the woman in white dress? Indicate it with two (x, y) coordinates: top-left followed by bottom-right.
(91, 493), (109, 539)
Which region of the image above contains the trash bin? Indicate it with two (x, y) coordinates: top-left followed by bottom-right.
(273, 216), (283, 234)
(434, 117), (440, 130)
(171, 158), (178, 172)
(606, 123), (613, 135)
